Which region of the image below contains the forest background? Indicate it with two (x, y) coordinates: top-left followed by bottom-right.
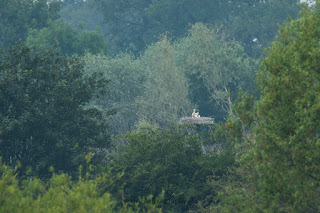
(1, 0), (320, 212)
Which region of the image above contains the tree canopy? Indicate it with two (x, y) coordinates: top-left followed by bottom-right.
(26, 19), (108, 57)
(0, 45), (110, 178)
(0, 0), (60, 50)
(1, 0), (319, 212)
(176, 23), (258, 119)
(254, 3), (320, 210)
(90, 0), (300, 56)
(84, 53), (145, 134)
(209, 2), (320, 212)
(108, 124), (235, 212)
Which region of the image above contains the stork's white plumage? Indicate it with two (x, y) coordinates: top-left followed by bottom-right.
(192, 109), (200, 118)
(192, 109), (196, 118)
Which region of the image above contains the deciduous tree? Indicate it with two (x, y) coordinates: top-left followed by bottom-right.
(0, 45), (110, 178)
(176, 23), (258, 120)
(137, 36), (192, 126)
(26, 19), (108, 57)
(0, 0), (60, 50)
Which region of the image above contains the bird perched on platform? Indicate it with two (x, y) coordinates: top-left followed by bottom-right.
(192, 109), (200, 118)
(192, 109), (196, 118)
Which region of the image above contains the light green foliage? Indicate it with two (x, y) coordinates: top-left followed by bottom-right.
(0, 0), (60, 50)
(0, 45), (110, 179)
(0, 158), (162, 212)
(137, 36), (192, 127)
(175, 23), (258, 120)
(84, 24), (257, 133)
(83, 36), (192, 133)
(109, 124), (236, 212)
(26, 19), (108, 57)
(83, 53), (145, 134)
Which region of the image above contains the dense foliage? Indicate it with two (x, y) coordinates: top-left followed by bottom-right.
(0, 158), (162, 212)
(84, 24), (258, 134)
(0, 45), (110, 178)
(208, 2), (320, 212)
(90, 0), (300, 56)
(1, 0), (320, 212)
(175, 23), (258, 119)
(254, 4), (320, 210)
(0, 0), (60, 50)
(26, 19), (108, 57)
(84, 53), (145, 134)
(107, 124), (235, 212)
(136, 36), (192, 127)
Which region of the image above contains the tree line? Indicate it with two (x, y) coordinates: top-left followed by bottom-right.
(1, 0), (320, 212)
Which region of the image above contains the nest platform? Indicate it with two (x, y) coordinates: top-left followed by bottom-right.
(179, 117), (214, 125)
